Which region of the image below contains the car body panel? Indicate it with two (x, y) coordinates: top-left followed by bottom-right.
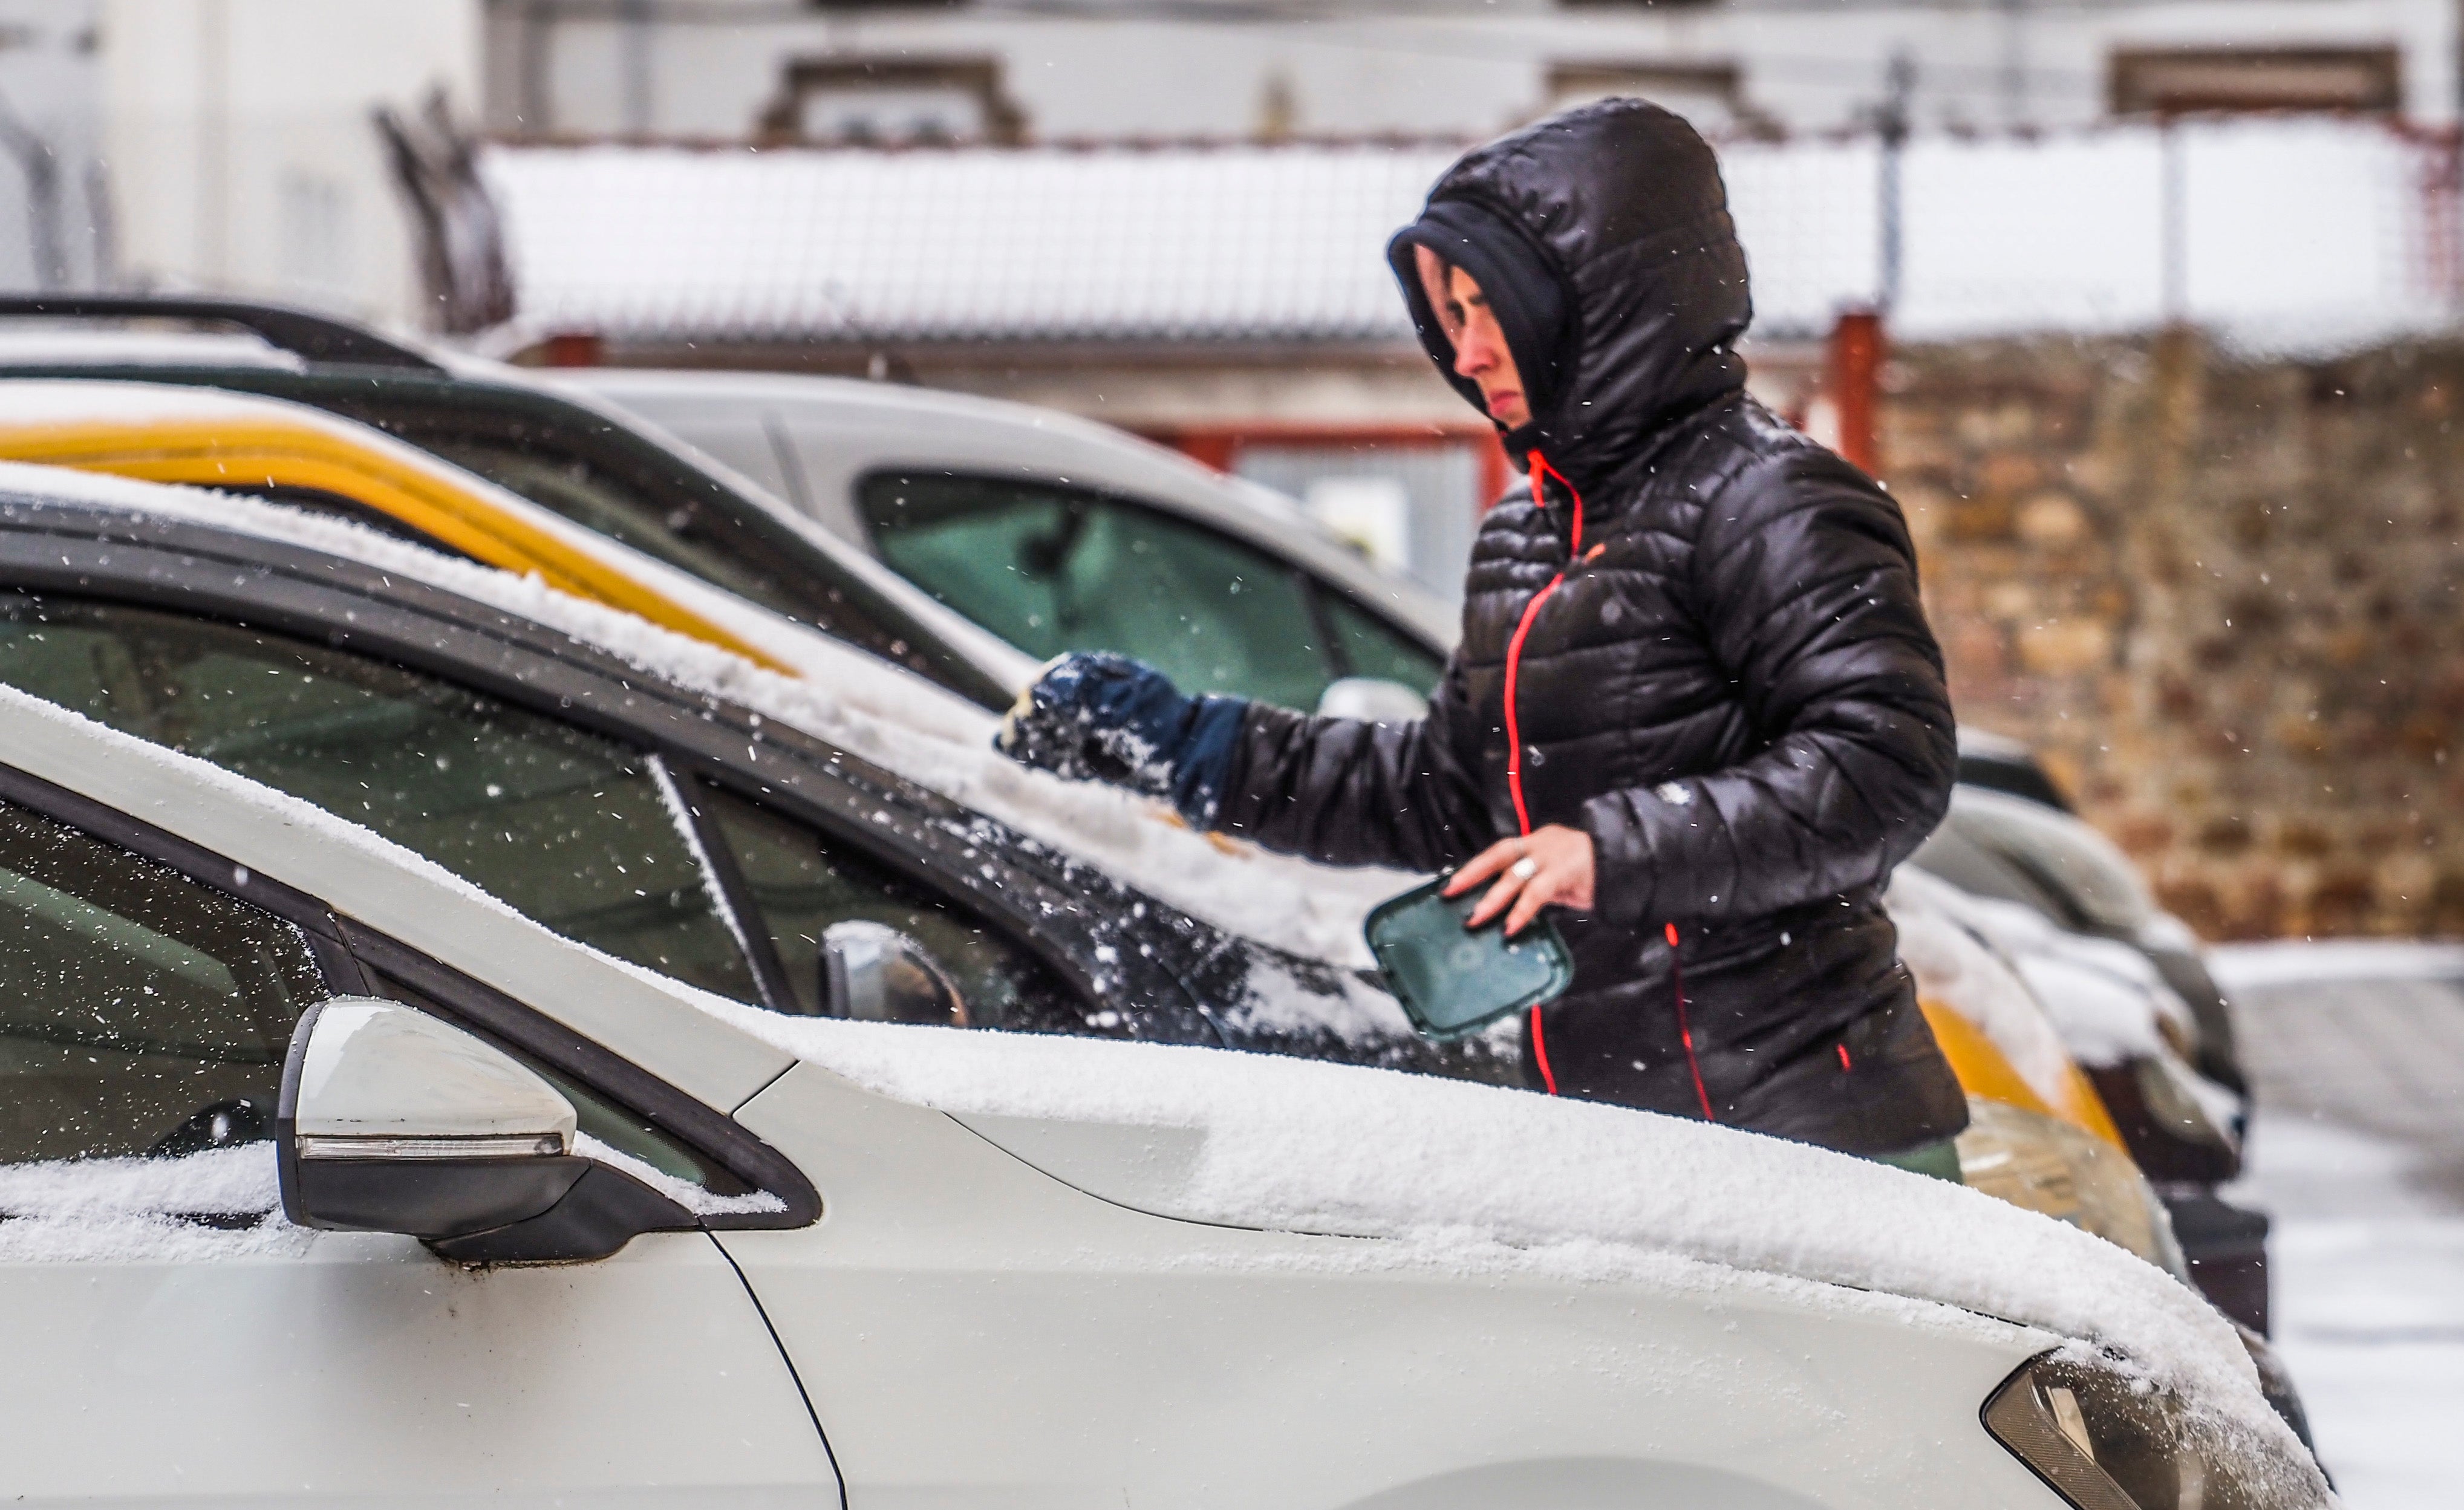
(0, 1230), (835, 1505)
(0, 702), (836, 1503)
(722, 1061), (2059, 1510)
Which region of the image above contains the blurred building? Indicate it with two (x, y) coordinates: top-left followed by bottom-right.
(482, 0), (2462, 145)
(5, 1), (2461, 582)
(0, 0), (483, 327)
(462, 0), (2464, 568)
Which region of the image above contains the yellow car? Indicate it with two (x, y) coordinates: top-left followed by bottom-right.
(0, 380), (806, 675)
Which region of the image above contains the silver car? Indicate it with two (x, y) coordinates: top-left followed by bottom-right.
(558, 368), (1455, 721)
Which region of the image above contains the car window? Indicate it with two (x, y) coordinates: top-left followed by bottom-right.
(1318, 591), (1446, 694)
(692, 779), (1088, 1033)
(0, 799), (325, 1165)
(0, 595), (761, 1006)
(861, 472), (1335, 709)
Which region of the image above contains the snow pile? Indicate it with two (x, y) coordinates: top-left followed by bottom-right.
(0, 461), (1405, 968)
(712, 1001), (2310, 1479)
(1899, 869), (2191, 1067)
(0, 1145), (308, 1263)
(1886, 868), (2078, 1107)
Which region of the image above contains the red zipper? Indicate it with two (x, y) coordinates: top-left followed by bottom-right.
(1510, 451), (1713, 1120)
(1514, 452), (1579, 1096)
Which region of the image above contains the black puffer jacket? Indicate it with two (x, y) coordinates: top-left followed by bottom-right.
(1215, 100), (1967, 1154)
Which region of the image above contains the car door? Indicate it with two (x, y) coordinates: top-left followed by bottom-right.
(854, 470), (1445, 709)
(0, 781), (836, 1504)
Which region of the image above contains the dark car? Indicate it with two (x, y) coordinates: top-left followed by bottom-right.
(0, 472), (1486, 1088)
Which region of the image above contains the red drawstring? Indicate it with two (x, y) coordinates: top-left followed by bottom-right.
(1506, 451), (1712, 1119)
(1528, 1004), (1559, 1095)
(1668, 922), (1715, 1121)
(1502, 578), (1560, 838)
(1513, 451), (1585, 1097)
(1527, 451), (1583, 555)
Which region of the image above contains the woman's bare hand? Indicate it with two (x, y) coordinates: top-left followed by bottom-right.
(1444, 824), (1597, 936)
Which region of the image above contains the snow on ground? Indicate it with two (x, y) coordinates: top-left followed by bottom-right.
(2234, 1116), (2464, 1510)
(702, 992), (2320, 1488)
(2222, 943), (2464, 1509)
(2211, 940), (2464, 992)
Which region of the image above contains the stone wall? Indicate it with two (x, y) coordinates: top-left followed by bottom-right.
(1885, 331), (2464, 940)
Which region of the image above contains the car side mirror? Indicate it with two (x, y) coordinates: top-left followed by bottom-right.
(1315, 677), (1430, 722)
(277, 998), (692, 1263)
(821, 921), (970, 1027)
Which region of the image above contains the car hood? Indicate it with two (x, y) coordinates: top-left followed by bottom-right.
(699, 997), (2305, 1465)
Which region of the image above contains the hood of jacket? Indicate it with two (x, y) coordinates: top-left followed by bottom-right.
(1388, 99), (1753, 493)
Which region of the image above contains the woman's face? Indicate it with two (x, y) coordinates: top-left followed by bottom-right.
(1416, 246), (1531, 429)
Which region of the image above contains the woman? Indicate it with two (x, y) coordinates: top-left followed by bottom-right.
(998, 99), (1966, 1159)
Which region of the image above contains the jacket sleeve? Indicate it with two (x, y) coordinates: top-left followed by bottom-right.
(1577, 447), (1957, 925)
(1211, 654), (1499, 874)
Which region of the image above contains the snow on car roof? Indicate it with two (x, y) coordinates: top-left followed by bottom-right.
(704, 997), (2307, 1473)
(0, 460), (1407, 968)
(0, 329), (305, 370)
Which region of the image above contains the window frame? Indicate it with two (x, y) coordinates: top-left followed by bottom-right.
(0, 755), (818, 1228)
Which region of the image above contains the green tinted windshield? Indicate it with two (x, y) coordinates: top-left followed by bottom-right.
(861, 472), (1439, 708)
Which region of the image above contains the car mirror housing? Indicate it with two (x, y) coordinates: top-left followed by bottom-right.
(277, 998), (693, 1262)
(822, 921), (970, 1027)
(1315, 676), (1430, 723)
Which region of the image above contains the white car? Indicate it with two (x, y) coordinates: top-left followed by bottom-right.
(0, 676), (2325, 1507)
(554, 366), (1456, 720)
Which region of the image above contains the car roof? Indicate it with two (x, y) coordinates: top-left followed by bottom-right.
(559, 366), (1462, 651)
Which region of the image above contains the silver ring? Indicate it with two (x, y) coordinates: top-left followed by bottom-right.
(1508, 856), (1539, 881)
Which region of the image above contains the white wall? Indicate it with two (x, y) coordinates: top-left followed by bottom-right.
(100, 0), (483, 329)
(0, 0), (106, 291)
(487, 0), (2461, 146)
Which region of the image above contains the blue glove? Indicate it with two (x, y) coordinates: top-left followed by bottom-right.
(996, 652), (1249, 828)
